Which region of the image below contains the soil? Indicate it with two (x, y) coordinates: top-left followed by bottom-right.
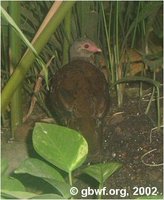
(102, 94), (163, 199)
(1, 73), (163, 199)
(74, 81), (163, 199)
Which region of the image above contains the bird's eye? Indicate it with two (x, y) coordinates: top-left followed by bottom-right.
(84, 44), (89, 49)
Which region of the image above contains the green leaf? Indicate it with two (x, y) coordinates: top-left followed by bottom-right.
(142, 51), (163, 72)
(1, 177), (25, 191)
(33, 123), (88, 173)
(137, 195), (163, 199)
(43, 178), (71, 199)
(1, 1), (76, 113)
(15, 158), (65, 182)
(111, 76), (161, 129)
(15, 158), (71, 198)
(1, 159), (8, 176)
(1, 6), (48, 86)
(83, 162), (122, 184)
(33, 193), (65, 199)
(111, 76), (161, 88)
(123, 2), (162, 46)
(2, 190), (65, 199)
(1, 190), (38, 199)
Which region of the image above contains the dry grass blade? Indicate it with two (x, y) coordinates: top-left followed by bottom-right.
(32, 1), (63, 43)
(23, 56), (55, 122)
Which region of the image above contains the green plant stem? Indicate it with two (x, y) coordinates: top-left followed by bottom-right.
(1, 1), (76, 113)
(9, 1), (23, 137)
(131, 2), (140, 48)
(98, 183), (103, 199)
(62, 9), (72, 65)
(68, 171), (74, 199)
(145, 86), (155, 115)
(145, 72), (161, 131)
(101, 2), (114, 83)
(115, 1), (123, 107)
(68, 171), (72, 186)
(111, 76), (161, 130)
(78, 1), (90, 36)
(115, 1), (119, 63)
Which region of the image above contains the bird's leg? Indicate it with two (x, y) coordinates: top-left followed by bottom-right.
(77, 118), (102, 161)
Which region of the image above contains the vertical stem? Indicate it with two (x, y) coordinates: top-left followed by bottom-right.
(156, 86), (161, 130)
(145, 85), (155, 115)
(9, 1), (23, 138)
(115, 1), (123, 107)
(101, 2), (114, 82)
(62, 9), (72, 65)
(69, 171), (73, 186)
(2, 1), (76, 113)
(145, 72), (161, 130)
(115, 1), (119, 61)
(139, 3), (146, 98)
(131, 2), (140, 48)
(69, 171), (74, 199)
(98, 183), (103, 199)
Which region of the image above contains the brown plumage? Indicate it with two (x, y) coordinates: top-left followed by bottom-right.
(49, 39), (110, 158)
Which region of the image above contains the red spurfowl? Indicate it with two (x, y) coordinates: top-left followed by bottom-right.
(49, 38), (110, 159)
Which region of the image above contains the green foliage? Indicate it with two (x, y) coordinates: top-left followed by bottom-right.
(2, 176), (25, 192)
(15, 158), (65, 182)
(83, 162), (122, 184)
(1, 1), (76, 112)
(142, 51), (163, 72)
(100, 1), (162, 107)
(1, 1), (163, 128)
(15, 159), (71, 198)
(111, 76), (161, 129)
(32, 123), (88, 173)
(1, 159), (27, 198)
(2, 123), (163, 199)
(1, 2), (163, 198)
(1, 6), (49, 89)
(137, 195), (163, 199)
(1, 123), (122, 199)
(82, 162), (122, 199)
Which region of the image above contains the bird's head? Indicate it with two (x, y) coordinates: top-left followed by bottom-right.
(70, 38), (102, 62)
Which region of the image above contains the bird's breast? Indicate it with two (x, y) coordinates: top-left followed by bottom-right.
(48, 60), (110, 157)
(49, 60), (109, 119)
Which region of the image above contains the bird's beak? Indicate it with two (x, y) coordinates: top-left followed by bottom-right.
(96, 48), (102, 53)
(90, 46), (102, 53)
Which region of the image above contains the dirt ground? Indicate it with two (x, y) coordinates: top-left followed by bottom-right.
(102, 94), (163, 199)
(1, 73), (163, 199)
(73, 80), (163, 199)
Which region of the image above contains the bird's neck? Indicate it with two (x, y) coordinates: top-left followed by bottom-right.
(70, 55), (95, 64)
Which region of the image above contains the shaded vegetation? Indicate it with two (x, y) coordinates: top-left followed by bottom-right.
(1, 1), (163, 199)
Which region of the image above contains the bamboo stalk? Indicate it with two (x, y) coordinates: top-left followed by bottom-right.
(9, 1), (23, 137)
(62, 9), (72, 65)
(1, 1), (76, 113)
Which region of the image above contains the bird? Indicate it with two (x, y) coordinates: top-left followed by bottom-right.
(48, 38), (110, 159)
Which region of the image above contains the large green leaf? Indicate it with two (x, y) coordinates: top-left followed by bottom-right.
(33, 123), (88, 173)
(43, 178), (71, 199)
(1, 6), (48, 86)
(137, 195), (163, 199)
(15, 158), (65, 182)
(1, 190), (40, 199)
(1, 159), (25, 193)
(15, 158), (71, 198)
(1, 177), (25, 191)
(83, 162), (122, 184)
(33, 193), (65, 199)
(2, 190), (64, 199)
(1, 159), (8, 176)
